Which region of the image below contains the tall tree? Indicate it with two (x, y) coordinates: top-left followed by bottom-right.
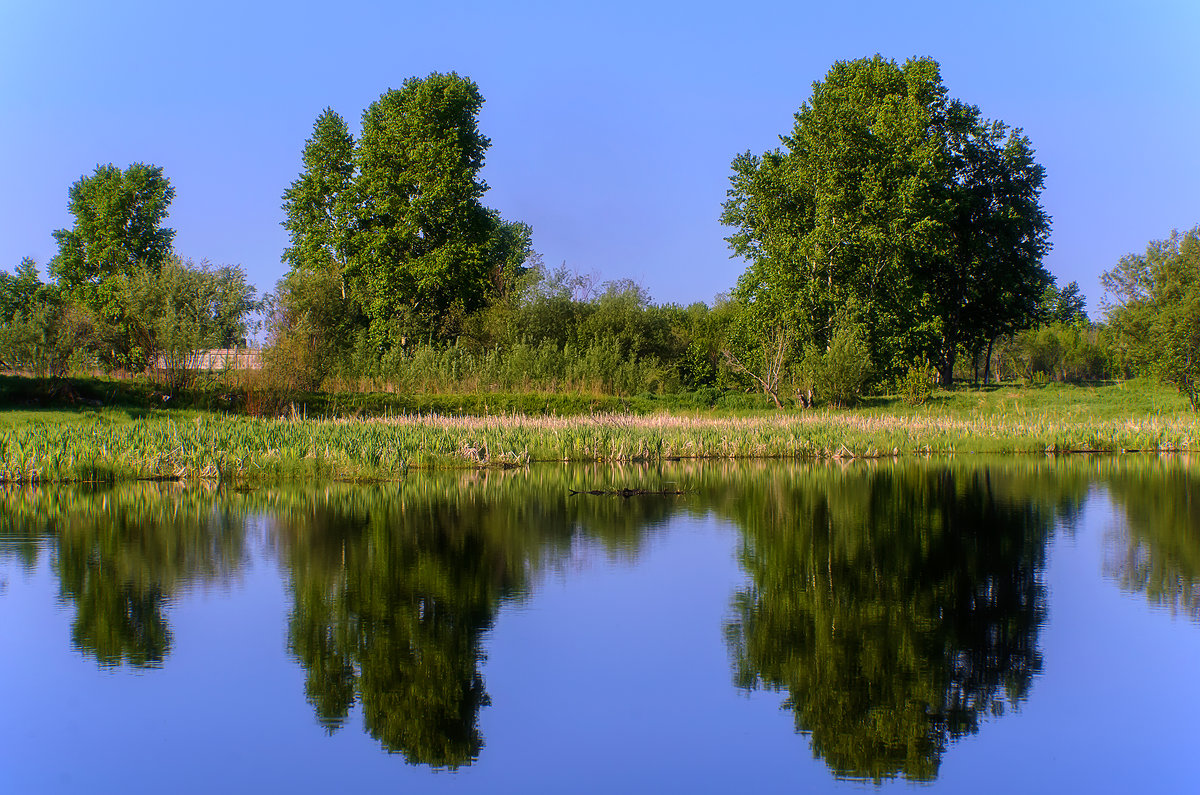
(933, 114), (1051, 384)
(281, 109), (356, 287)
(351, 73), (531, 343)
(50, 163), (175, 302)
(722, 56), (1050, 387)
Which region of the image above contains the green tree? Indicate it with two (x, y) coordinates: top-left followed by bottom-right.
(0, 260), (94, 376)
(350, 73), (531, 344)
(935, 116), (1051, 385)
(722, 56), (1050, 388)
(46, 163), (177, 370)
(1038, 279), (1088, 326)
(1103, 226), (1200, 408)
(282, 109), (356, 280)
(50, 163), (175, 301)
(152, 257), (258, 389)
(0, 257), (44, 323)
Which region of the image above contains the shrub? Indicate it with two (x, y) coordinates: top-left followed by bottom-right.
(798, 321), (872, 408)
(900, 361), (935, 405)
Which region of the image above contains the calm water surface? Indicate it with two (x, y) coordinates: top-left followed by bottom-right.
(1, 457), (1197, 793)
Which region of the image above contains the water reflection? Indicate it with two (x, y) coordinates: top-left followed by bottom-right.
(270, 468), (679, 767)
(0, 485), (248, 667)
(1102, 456), (1200, 619)
(2, 457), (1198, 780)
(718, 461), (1084, 782)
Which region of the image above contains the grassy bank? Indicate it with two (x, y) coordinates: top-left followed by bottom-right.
(1, 378), (1196, 484)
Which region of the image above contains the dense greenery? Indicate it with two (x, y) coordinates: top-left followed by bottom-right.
(0, 163), (257, 380)
(1, 61), (1195, 411)
(721, 55), (1051, 394)
(1103, 226), (1200, 408)
(276, 73), (532, 367)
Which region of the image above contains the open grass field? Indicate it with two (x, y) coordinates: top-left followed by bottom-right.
(1, 376), (1196, 484)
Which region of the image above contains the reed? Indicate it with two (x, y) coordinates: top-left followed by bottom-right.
(1, 381), (1197, 484)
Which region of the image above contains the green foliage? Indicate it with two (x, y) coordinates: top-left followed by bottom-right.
(83, 255), (257, 377)
(899, 360), (935, 405)
(50, 163), (175, 305)
(356, 74), (529, 341)
(282, 108), (356, 277)
(35, 161), (256, 377)
(152, 257), (259, 389)
(0, 262), (95, 377)
(797, 317), (873, 407)
(1003, 320), (1110, 383)
(275, 75), (532, 355)
(1104, 227), (1200, 409)
(1038, 279), (1088, 326)
(721, 55), (1050, 387)
(0, 257), (43, 323)
(376, 338), (672, 397)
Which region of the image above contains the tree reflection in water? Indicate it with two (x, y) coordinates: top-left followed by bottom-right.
(720, 461), (1081, 782)
(1102, 456), (1200, 619)
(273, 467), (675, 768)
(0, 484), (247, 668)
(3, 457), (1197, 778)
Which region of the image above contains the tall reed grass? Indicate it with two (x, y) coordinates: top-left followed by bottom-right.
(1, 403), (1196, 484)
(341, 338), (675, 396)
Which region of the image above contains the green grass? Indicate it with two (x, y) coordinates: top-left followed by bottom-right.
(0, 376), (1195, 484)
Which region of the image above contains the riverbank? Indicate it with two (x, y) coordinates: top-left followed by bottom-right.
(1, 378), (1196, 484)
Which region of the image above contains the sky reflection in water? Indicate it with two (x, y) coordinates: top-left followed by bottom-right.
(0, 457), (1197, 793)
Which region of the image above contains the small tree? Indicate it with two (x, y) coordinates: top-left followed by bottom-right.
(1104, 227), (1200, 409)
(798, 317), (872, 408)
(155, 258), (258, 390)
(720, 296), (795, 409)
(48, 163), (176, 370)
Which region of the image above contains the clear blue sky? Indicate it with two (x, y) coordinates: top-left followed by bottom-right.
(3, 0), (1197, 316)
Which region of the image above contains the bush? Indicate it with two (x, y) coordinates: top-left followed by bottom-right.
(1007, 322), (1109, 383)
(899, 361), (935, 405)
(798, 321), (872, 407)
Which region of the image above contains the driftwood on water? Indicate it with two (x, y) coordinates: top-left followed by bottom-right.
(569, 487), (686, 497)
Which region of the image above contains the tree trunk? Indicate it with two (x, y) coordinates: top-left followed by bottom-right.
(983, 336), (995, 385)
(938, 346), (956, 388)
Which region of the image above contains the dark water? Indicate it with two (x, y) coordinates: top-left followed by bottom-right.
(1, 457), (1197, 793)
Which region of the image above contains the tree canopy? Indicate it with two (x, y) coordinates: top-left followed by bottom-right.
(1103, 226), (1200, 408)
(722, 55), (1051, 388)
(50, 163), (176, 302)
(278, 73), (532, 354)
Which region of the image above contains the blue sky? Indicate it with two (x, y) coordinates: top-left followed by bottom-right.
(2, 0), (1197, 316)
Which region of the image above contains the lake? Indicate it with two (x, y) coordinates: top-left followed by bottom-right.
(1, 457), (1197, 792)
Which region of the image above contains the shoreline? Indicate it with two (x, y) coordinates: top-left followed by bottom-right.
(2, 402), (1196, 485)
